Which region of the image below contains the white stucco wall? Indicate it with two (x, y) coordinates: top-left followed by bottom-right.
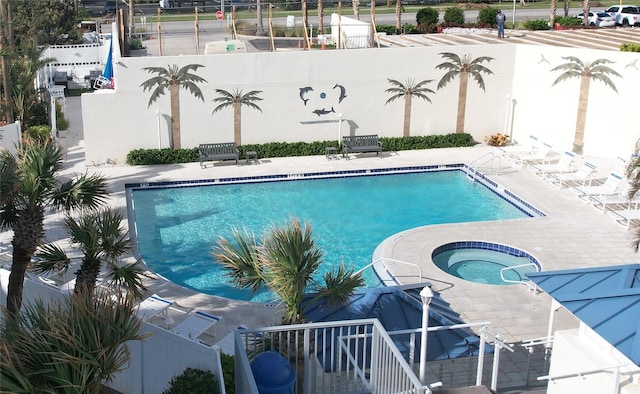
(81, 43), (640, 165)
(546, 327), (640, 394)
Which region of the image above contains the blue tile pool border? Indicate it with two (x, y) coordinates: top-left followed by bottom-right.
(432, 241), (541, 270)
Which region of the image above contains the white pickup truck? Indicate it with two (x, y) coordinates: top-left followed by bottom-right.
(604, 4), (640, 26)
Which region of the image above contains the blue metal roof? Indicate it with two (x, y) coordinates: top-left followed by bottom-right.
(527, 264), (640, 366)
(302, 284), (488, 371)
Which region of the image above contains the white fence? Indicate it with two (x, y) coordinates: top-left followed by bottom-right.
(235, 319), (426, 394)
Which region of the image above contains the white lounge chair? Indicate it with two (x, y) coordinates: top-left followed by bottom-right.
(173, 310), (221, 341)
(589, 184), (639, 212)
(609, 209), (640, 229)
(528, 151), (576, 178)
(548, 162), (597, 189)
(508, 143), (553, 168)
(571, 172), (625, 201)
(497, 134), (540, 156)
(136, 294), (173, 321)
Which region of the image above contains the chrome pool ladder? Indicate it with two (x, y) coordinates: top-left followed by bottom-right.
(468, 152), (501, 182)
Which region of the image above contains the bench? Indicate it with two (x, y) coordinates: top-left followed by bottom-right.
(342, 135), (383, 158)
(199, 143), (239, 168)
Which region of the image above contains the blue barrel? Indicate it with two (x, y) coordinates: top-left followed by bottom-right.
(250, 351), (296, 394)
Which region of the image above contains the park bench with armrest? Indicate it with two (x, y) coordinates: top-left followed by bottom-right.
(199, 143), (239, 168)
(342, 135), (383, 158)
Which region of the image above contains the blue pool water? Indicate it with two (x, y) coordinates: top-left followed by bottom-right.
(131, 170), (531, 302)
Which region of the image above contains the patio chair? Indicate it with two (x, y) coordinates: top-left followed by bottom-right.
(528, 151), (576, 178)
(608, 208), (640, 229)
(508, 142), (553, 168)
(548, 162), (597, 189)
(571, 172), (625, 202)
(589, 184), (639, 212)
(135, 294), (173, 322)
(172, 310), (221, 341)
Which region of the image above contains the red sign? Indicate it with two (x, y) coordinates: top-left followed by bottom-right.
(216, 11), (223, 20)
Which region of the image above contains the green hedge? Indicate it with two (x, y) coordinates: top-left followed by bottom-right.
(523, 19), (551, 31)
(125, 133), (476, 166)
(621, 42), (640, 52)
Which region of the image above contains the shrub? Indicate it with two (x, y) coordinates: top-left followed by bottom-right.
(484, 133), (510, 146)
(555, 16), (582, 26)
(163, 368), (220, 394)
(24, 125), (52, 143)
(621, 42), (640, 52)
(126, 134), (477, 166)
(443, 7), (465, 25)
(477, 7), (498, 27)
(220, 353), (235, 394)
(55, 101), (69, 131)
(523, 19), (551, 30)
(416, 7), (439, 26)
(376, 24), (397, 35)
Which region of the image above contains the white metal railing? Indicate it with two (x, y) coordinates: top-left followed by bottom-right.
(479, 325), (514, 391)
(537, 363), (633, 393)
(235, 319), (426, 394)
(500, 262), (539, 292)
(359, 257), (424, 285)
(468, 152), (501, 182)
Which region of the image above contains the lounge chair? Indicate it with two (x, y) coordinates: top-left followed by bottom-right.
(508, 142), (552, 168)
(136, 294), (173, 321)
(608, 209), (640, 229)
(496, 134), (540, 156)
(548, 162), (597, 189)
(589, 184), (639, 212)
(172, 310), (221, 341)
(571, 172), (625, 201)
(528, 151), (576, 178)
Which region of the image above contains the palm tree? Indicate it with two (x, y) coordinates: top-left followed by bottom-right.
(140, 64), (207, 150)
(211, 88), (263, 147)
(395, 0), (402, 34)
(31, 209), (151, 299)
(0, 139), (108, 317)
(352, 0), (360, 20)
(385, 78), (435, 137)
(1, 292), (144, 393)
(626, 140), (640, 251)
(549, 0), (558, 29)
(436, 52), (494, 134)
(551, 57), (620, 154)
(317, 0), (324, 34)
(212, 218), (365, 324)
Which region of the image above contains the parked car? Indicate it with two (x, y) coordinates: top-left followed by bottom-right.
(575, 11), (616, 27)
(604, 5), (640, 26)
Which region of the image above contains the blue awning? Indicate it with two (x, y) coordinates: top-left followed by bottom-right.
(527, 264), (640, 366)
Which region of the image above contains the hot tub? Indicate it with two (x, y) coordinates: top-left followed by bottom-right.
(431, 242), (540, 285)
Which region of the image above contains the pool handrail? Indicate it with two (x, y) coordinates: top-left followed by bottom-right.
(500, 262), (539, 292)
(357, 257), (424, 285)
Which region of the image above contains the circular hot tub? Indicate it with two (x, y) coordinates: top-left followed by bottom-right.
(431, 242), (540, 285)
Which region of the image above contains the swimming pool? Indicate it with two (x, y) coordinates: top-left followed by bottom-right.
(127, 167), (537, 302)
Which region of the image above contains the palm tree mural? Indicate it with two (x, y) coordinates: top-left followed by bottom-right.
(140, 64), (207, 150)
(211, 88), (263, 146)
(0, 139), (108, 317)
(384, 78), (435, 137)
(551, 57), (620, 154)
(31, 209), (151, 300)
(436, 52), (494, 134)
(212, 218), (365, 325)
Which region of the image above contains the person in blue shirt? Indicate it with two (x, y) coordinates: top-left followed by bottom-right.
(496, 10), (506, 38)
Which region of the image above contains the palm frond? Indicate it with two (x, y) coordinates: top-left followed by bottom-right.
(181, 81), (205, 101)
(52, 173), (109, 212)
(32, 243), (71, 275)
(105, 261), (152, 301)
(308, 262), (365, 310)
(551, 71), (581, 86)
(437, 70), (459, 89)
(212, 227), (264, 294)
(591, 74), (619, 93)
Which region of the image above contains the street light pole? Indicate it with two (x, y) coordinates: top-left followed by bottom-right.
(156, 109), (161, 148)
(419, 285), (434, 384)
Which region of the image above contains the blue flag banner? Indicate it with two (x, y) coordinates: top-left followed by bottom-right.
(95, 35), (114, 89)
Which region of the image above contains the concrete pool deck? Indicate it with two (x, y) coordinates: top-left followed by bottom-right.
(3, 97), (639, 351)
